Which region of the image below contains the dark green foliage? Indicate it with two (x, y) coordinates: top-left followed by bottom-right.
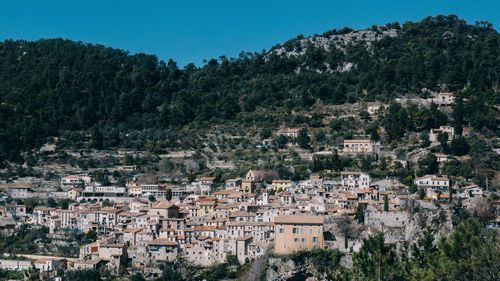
(0, 15), (498, 164)
(450, 136), (470, 156)
(260, 128), (272, 139)
(275, 135), (288, 149)
(419, 188), (425, 199)
(383, 103), (409, 142)
(297, 128), (310, 148)
(85, 230), (98, 242)
(165, 188), (172, 200)
(130, 273), (146, 281)
(417, 153), (439, 176)
(0, 225), (49, 254)
(63, 269), (109, 281)
(353, 233), (401, 280)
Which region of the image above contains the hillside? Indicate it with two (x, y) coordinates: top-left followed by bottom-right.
(0, 14), (498, 163)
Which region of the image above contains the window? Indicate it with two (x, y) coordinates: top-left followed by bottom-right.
(313, 237), (318, 242)
(294, 238), (298, 242)
(309, 229), (312, 234)
(301, 238), (305, 242)
(300, 228), (304, 234)
(292, 228), (298, 234)
(279, 228), (284, 233)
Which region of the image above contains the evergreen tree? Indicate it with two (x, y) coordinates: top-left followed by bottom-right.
(353, 233), (400, 281)
(165, 188), (172, 201)
(297, 128), (310, 148)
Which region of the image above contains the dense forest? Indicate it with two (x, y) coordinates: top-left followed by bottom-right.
(0, 15), (498, 164)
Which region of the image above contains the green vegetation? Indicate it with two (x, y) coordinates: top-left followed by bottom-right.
(0, 15), (498, 166)
(273, 218), (499, 281)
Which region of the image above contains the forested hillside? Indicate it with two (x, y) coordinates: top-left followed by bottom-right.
(0, 14), (498, 163)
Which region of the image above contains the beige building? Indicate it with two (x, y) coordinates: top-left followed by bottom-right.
(341, 171), (370, 190)
(271, 180), (292, 191)
(429, 126), (454, 142)
(434, 92), (454, 106)
(274, 215), (324, 255)
(241, 180), (255, 193)
(343, 139), (375, 153)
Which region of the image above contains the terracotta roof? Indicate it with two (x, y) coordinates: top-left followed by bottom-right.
(236, 235), (253, 241)
(147, 238), (178, 246)
(151, 200), (177, 209)
(212, 189), (235, 195)
(274, 215), (323, 224)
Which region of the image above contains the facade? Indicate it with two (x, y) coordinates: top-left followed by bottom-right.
(343, 140), (375, 153)
(241, 180), (255, 193)
(276, 128), (300, 138)
(434, 92), (454, 106)
(140, 184), (166, 198)
(340, 172), (370, 190)
(67, 188), (81, 200)
(245, 170), (264, 182)
(126, 182), (142, 197)
(80, 185), (127, 199)
(274, 215), (324, 255)
(61, 175), (85, 189)
(429, 126), (454, 142)
(271, 180), (292, 191)
(414, 175), (450, 190)
(9, 185), (33, 199)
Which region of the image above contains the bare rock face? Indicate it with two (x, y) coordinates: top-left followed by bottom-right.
(265, 257), (318, 281)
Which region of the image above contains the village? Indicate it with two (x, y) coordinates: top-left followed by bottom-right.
(0, 92), (498, 279)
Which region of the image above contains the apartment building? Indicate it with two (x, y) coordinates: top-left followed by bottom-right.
(274, 215), (324, 255)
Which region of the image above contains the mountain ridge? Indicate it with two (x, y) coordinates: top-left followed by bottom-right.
(0, 14), (498, 163)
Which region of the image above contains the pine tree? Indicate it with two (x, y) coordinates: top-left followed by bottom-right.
(165, 188), (172, 201)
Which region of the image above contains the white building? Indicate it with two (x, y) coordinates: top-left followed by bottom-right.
(340, 172), (370, 190)
(80, 185), (127, 199)
(271, 180), (292, 191)
(343, 140), (376, 153)
(276, 128), (300, 138)
(9, 185), (34, 199)
(414, 175), (449, 191)
(435, 153), (449, 163)
(140, 184), (166, 198)
(434, 92), (454, 106)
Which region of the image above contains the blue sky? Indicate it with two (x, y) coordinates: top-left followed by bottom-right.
(1, 0), (498, 67)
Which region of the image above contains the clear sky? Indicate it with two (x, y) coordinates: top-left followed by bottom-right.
(1, 0), (498, 67)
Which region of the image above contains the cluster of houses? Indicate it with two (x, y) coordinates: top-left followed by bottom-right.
(1, 163), (487, 275)
(1, 92), (493, 275)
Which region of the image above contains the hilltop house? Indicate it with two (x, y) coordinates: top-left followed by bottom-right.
(343, 139), (377, 153)
(429, 126), (454, 142)
(434, 92), (454, 106)
(414, 175), (449, 191)
(340, 172), (370, 190)
(276, 128), (300, 138)
(246, 170), (264, 182)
